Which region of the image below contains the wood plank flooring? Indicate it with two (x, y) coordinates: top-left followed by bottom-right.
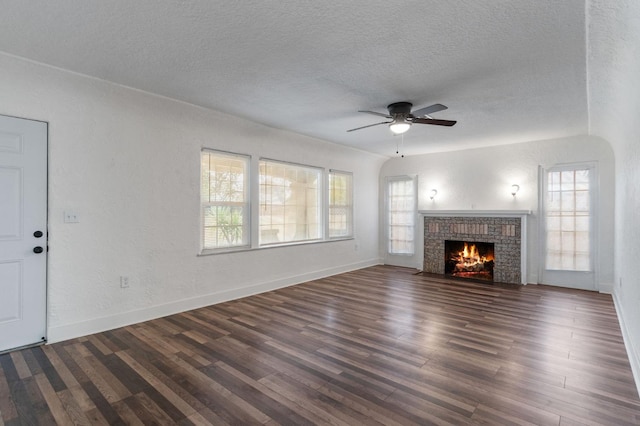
(1, 265), (639, 425)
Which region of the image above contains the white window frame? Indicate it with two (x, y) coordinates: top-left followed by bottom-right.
(200, 149), (251, 253)
(539, 162), (598, 290)
(327, 169), (354, 239)
(543, 164), (594, 271)
(258, 158), (323, 246)
(386, 175), (417, 255)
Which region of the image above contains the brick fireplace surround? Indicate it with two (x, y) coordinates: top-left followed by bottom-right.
(420, 210), (530, 284)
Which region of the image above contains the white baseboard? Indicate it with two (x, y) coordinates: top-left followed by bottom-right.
(47, 258), (383, 344)
(612, 290), (640, 399)
(599, 282), (614, 294)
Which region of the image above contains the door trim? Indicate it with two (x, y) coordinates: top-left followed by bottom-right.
(0, 113), (48, 351)
(538, 162), (598, 290)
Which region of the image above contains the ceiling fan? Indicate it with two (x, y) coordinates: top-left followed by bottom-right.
(347, 101), (456, 134)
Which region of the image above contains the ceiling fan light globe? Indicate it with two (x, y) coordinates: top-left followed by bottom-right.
(389, 121), (411, 134)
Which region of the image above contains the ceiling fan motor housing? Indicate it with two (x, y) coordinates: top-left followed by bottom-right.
(387, 102), (413, 116)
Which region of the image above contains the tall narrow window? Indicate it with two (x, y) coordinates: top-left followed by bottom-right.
(387, 176), (416, 255)
(259, 160), (322, 245)
(328, 170), (353, 239)
(201, 150), (250, 250)
(545, 167), (591, 271)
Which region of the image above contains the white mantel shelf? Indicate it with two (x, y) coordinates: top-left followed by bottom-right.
(419, 210), (531, 217)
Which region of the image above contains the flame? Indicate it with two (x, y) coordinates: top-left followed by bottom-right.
(456, 243), (493, 267)
(448, 241), (494, 279)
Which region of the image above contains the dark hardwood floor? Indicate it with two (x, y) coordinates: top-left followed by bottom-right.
(1, 265), (639, 425)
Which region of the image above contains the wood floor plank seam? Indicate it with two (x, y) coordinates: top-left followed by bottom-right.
(1, 265), (639, 425)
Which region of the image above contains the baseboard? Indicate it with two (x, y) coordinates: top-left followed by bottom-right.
(47, 258), (383, 344)
(598, 282), (614, 294)
(612, 290), (640, 398)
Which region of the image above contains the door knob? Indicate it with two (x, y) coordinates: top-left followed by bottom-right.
(33, 246), (44, 254)
(34, 230), (43, 238)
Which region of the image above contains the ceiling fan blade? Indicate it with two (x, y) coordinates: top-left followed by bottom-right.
(411, 103), (448, 117)
(412, 117), (457, 127)
(346, 121), (392, 132)
(358, 110), (391, 118)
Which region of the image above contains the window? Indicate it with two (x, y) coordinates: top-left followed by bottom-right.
(545, 167), (591, 271)
(387, 176), (416, 255)
(328, 170), (353, 239)
(201, 151), (353, 253)
(201, 150), (250, 250)
(259, 160), (322, 245)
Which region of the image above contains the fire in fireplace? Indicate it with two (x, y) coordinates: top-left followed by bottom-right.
(444, 240), (495, 281)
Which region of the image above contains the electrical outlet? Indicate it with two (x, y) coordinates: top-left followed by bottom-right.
(120, 276), (130, 288)
(64, 210), (79, 223)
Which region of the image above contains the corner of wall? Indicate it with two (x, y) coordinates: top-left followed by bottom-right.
(598, 282), (614, 294)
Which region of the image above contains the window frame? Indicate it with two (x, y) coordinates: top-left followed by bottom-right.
(327, 169), (354, 240)
(385, 175), (417, 256)
(258, 158), (324, 247)
(542, 163), (596, 272)
(200, 149), (251, 253)
(200, 149), (355, 255)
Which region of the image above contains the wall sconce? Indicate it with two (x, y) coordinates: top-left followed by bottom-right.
(429, 189), (438, 200)
(511, 184), (520, 197)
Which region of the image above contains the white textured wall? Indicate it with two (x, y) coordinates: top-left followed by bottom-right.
(0, 53), (386, 342)
(380, 136), (615, 289)
(588, 0), (640, 394)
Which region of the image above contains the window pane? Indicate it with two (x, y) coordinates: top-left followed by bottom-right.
(547, 216), (560, 231)
(547, 191), (561, 212)
(575, 231), (589, 249)
(547, 252), (562, 270)
(560, 171), (575, 191)
(561, 231), (575, 253)
(259, 160), (322, 245)
(561, 216), (575, 232)
(329, 171), (353, 238)
(548, 171), (560, 191)
(561, 191), (575, 212)
(575, 191), (589, 212)
(547, 231), (561, 248)
(575, 169), (589, 190)
(388, 177), (415, 255)
(575, 216), (589, 232)
(201, 150), (250, 250)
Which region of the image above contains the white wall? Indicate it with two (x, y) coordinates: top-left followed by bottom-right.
(0, 53), (386, 342)
(588, 0), (640, 395)
(380, 136), (615, 289)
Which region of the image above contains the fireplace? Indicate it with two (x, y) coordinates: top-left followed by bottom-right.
(444, 240), (495, 281)
(420, 210), (530, 285)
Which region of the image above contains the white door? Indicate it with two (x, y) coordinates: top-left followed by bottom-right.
(539, 164), (596, 291)
(0, 114), (47, 352)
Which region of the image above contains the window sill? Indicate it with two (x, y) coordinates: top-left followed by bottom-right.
(198, 237), (354, 256)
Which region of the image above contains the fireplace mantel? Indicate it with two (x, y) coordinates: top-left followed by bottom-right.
(419, 210), (531, 217)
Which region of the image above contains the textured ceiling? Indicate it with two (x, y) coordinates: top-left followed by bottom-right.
(0, 0), (588, 156)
